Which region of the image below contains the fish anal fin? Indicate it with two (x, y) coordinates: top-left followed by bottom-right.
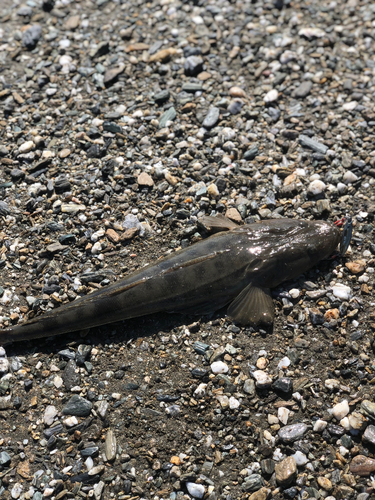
(227, 284), (274, 326)
(198, 214), (239, 233)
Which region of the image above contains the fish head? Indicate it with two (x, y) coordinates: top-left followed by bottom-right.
(251, 219), (342, 287)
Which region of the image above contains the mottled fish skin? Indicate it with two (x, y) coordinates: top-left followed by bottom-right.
(0, 219), (341, 344)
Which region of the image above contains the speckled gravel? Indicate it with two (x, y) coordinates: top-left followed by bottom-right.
(1, 0), (375, 499)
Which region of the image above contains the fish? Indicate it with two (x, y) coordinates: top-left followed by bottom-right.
(0, 216), (351, 345)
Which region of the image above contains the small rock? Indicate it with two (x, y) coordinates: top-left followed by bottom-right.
(292, 450), (308, 466)
(0, 357), (9, 374)
(104, 64), (125, 86)
(264, 89), (278, 102)
(317, 477), (333, 491)
(332, 284), (352, 300)
(349, 455), (375, 476)
(363, 425), (375, 446)
(43, 405), (58, 426)
(332, 400), (349, 420)
(138, 172), (154, 187)
(202, 107), (220, 129)
(346, 260), (366, 274)
(313, 419), (327, 432)
(104, 429), (117, 461)
(299, 134), (328, 154)
(19, 141), (34, 153)
(229, 86), (246, 97)
(253, 370), (272, 388)
(23, 25), (42, 50)
(211, 361), (228, 374)
(225, 207), (242, 223)
(294, 81), (313, 98)
(62, 395), (92, 417)
(275, 456), (297, 487)
(278, 423), (308, 443)
(307, 180), (326, 195)
(186, 482), (205, 498)
(184, 56), (204, 76)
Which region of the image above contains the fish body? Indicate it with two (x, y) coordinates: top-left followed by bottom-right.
(0, 218), (342, 344)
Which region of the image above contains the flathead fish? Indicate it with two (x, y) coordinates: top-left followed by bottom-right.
(0, 216), (351, 344)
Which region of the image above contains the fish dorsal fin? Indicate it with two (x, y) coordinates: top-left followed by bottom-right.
(227, 284), (274, 326)
(198, 214), (239, 233)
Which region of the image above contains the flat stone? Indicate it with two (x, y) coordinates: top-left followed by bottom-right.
(62, 395), (92, 417)
(43, 405), (58, 426)
(65, 15), (80, 30)
(299, 134), (328, 154)
(104, 429), (117, 461)
(104, 64), (125, 86)
(242, 474), (264, 492)
(278, 423), (308, 443)
(159, 107), (176, 128)
(275, 456), (297, 487)
(349, 455), (375, 476)
(363, 425), (375, 446)
(294, 81), (313, 98)
(202, 107), (220, 128)
(0, 451), (11, 466)
(138, 172), (154, 187)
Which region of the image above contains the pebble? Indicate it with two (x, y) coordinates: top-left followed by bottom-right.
(278, 423), (308, 443)
(252, 370), (272, 388)
(18, 141), (34, 153)
(307, 179), (326, 195)
(299, 135), (328, 154)
(186, 482), (205, 498)
(294, 81), (313, 98)
(104, 429), (117, 461)
(350, 455), (375, 476)
(62, 395), (92, 417)
(332, 284), (352, 300)
(210, 361), (228, 374)
(332, 400), (349, 420)
(264, 89), (278, 103)
(202, 107), (220, 129)
(275, 456), (297, 487)
(43, 405), (58, 426)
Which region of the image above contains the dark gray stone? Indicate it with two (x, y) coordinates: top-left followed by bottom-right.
(62, 395), (92, 417)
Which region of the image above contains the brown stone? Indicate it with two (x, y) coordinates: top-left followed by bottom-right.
(59, 148), (71, 159)
(138, 172), (154, 187)
(345, 260), (366, 274)
(197, 71), (212, 81)
(17, 461), (31, 479)
(248, 487), (270, 500)
(104, 64), (125, 86)
(317, 476), (333, 491)
(225, 207), (242, 223)
(149, 48), (177, 63)
(324, 308), (340, 321)
(12, 92), (24, 104)
(120, 228), (139, 241)
(229, 86), (246, 98)
(170, 456), (181, 465)
(126, 43), (150, 52)
(106, 229), (120, 244)
(64, 15), (80, 30)
(349, 455), (375, 476)
(275, 456), (297, 487)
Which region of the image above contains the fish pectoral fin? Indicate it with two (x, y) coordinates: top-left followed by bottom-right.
(198, 214), (239, 233)
(227, 284), (274, 326)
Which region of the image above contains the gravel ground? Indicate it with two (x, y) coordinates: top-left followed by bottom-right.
(1, 0), (375, 499)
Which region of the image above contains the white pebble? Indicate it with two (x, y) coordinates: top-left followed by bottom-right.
(332, 283), (352, 300)
(313, 419), (327, 432)
(268, 414), (279, 425)
(43, 487), (54, 497)
(64, 416), (78, 427)
(186, 482), (205, 499)
(292, 450), (308, 466)
(332, 400), (349, 420)
(277, 357), (291, 370)
(343, 171), (358, 184)
(308, 179), (326, 195)
(289, 288), (300, 299)
(194, 383), (207, 398)
(211, 361), (228, 374)
(44, 405), (58, 426)
(342, 101), (358, 111)
(253, 370), (272, 388)
(264, 89), (278, 102)
(340, 416), (350, 430)
(229, 397), (240, 409)
(278, 407), (290, 425)
(0, 357), (9, 374)
(325, 379), (340, 390)
(91, 241), (102, 255)
(11, 483), (23, 499)
(85, 457), (94, 471)
(53, 375), (63, 389)
(19, 141), (34, 153)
